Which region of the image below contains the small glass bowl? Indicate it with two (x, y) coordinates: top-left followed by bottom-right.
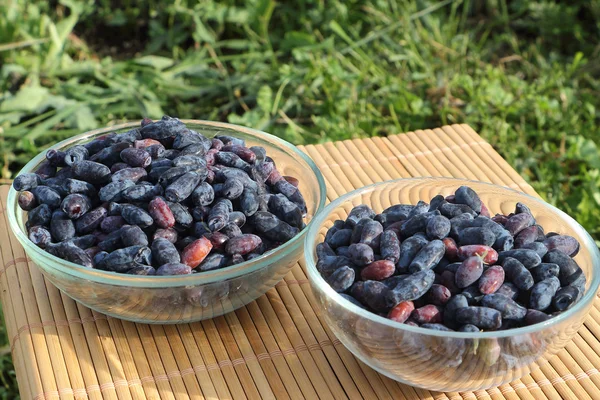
(8, 120), (326, 324)
(304, 177), (600, 392)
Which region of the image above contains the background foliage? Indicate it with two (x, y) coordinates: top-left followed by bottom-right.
(1, 0), (599, 396)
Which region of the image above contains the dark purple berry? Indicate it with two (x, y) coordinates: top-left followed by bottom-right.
(18, 191), (37, 211)
(75, 206), (107, 234)
(458, 227), (495, 247)
(481, 294), (527, 320)
(64, 146), (89, 166)
(29, 226), (52, 248)
(13, 173), (42, 191)
(379, 230), (400, 263)
(502, 257), (534, 291)
(456, 306), (502, 330)
(120, 225), (149, 247)
(409, 239), (445, 273)
(156, 263), (192, 276)
(386, 269), (435, 308)
(347, 243), (374, 266)
(425, 215), (451, 239)
(454, 186), (482, 213)
(72, 160), (111, 183)
(529, 276), (560, 311)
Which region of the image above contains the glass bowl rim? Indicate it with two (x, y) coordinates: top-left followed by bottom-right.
(7, 119), (327, 287)
(304, 176), (600, 339)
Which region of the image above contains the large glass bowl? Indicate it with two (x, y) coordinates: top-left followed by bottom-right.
(8, 120), (326, 324)
(304, 177), (600, 392)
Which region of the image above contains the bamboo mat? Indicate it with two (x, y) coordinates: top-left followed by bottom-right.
(1, 124), (599, 400)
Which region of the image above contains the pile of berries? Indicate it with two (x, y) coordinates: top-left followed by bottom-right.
(317, 186), (584, 332)
(14, 116), (307, 276)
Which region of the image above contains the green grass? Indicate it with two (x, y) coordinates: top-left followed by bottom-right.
(1, 0), (600, 396)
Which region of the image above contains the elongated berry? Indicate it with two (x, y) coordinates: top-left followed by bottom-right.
(207, 199), (233, 232)
(328, 266), (355, 292)
(13, 173), (42, 191)
(165, 171), (202, 202)
(361, 260), (395, 281)
(496, 282), (519, 300)
(456, 306), (502, 330)
(346, 205), (376, 227)
(18, 191), (37, 211)
(443, 294), (468, 328)
(481, 294), (527, 320)
(148, 197), (175, 228)
(362, 281), (390, 312)
(29, 226), (52, 248)
(181, 237), (213, 268)
(455, 256), (484, 288)
(502, 257), (534, 291)
(156, 263), (192, 276)
(348, 243), (374, 266)
(457, 245), (498, 264)
(224, 234), (261, 255)
(388, 301), (415, 323)
(397, 235), (429, 272)
(454, 186), (482, 213)
(359, 220), (383, 249)
(505, 212), (534, 236)
(529, 276), (560, 311)
(73, 160), (111, 183)
(498, 249), (541, 269)
(268, 193), (303, 228)
(458, 227), (495, 247)
(75, 206), (107, 234)
(478, 265), (505, 294)
(531, 263), (559, 282)
(553, 286), (580, 311)
(120, 225), (148, 247)
(409, 239), (445, 273)
(442, 237), (458, 260)
(152, 237), (181, 266)
(524, 309), (551, 326)
(191, 182), (214, 207)
(379, 230), (400, 263)
(543, 249), (581, 284)
(386, 269), (435, 308)
(198, 253), (228, 272)
(426, 284), (451, 305)
(426, 215), (451, 239)
(153, 228), (178, 244)
(543, 235), (580, 257)
(411, 304), (443, 324)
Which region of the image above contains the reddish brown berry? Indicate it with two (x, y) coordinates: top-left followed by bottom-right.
(442, 237), (458, 261)
(181, 237), (213, 268)
(388, 301), (415, 323)
(411, 304), (443, 324)
(360, 260), (395, 281)
(457, 245), (498, 264)
(478, 265), (505, 294)
(148, 197), (175, 228)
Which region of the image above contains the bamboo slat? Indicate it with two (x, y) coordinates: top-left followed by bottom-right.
(1, 124), (599, 399)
